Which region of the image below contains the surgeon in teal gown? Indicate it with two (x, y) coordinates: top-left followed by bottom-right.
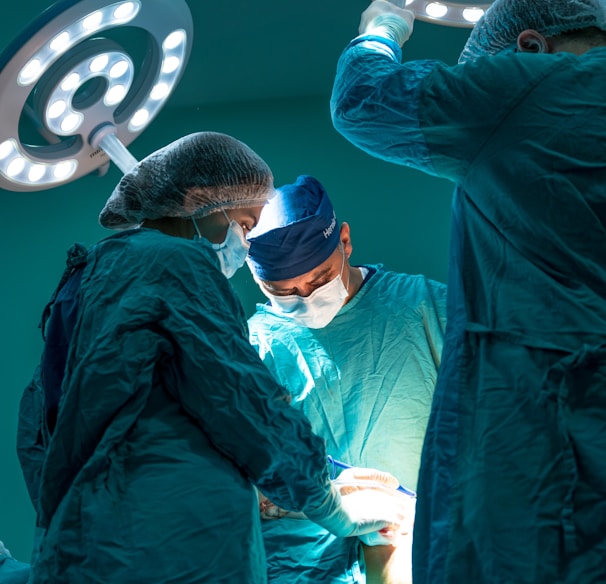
(330, 1), (606, 583)
(17, 132), (405, 584)
(246, 175), (447, 583)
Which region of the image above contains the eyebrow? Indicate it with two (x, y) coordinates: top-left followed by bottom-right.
(246, 211), (261, 228)
(308, 265), (333, 284)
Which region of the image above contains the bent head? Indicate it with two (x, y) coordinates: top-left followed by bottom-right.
(247, 175), (360, 328)
(98, 131), (273, 277)
(99, 131), (273, 235)
(459, 0), (606, 62)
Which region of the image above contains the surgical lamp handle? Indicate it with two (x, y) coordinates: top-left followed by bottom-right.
(326, 455), (417, 498)
(89, 125), (139, 174)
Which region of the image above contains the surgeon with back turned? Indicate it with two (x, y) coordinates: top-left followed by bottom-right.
(330, 0), (606, 583)
(246, 174), (447, 584)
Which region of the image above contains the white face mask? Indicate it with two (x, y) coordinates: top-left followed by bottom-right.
(260, 246), (349, 329)
(192, 209), (250, 279)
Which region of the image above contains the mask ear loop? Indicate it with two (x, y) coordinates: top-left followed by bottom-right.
(192, 209), (231, 241)
(339, 241), (351, 293)
(191, 217), (203, 239)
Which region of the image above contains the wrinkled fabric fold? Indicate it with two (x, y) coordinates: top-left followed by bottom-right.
(20, 228), (334, 584)
(331, 34), (606, 584)
(249, 266), (447, 582)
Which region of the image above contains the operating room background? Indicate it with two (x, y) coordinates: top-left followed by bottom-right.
(0, 0), (470, 561)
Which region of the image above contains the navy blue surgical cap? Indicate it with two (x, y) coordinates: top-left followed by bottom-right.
(247, 175), (340, 281)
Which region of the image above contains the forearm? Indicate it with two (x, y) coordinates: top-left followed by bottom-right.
(331, 39), (440, 175)
(363, 536), (413, 584)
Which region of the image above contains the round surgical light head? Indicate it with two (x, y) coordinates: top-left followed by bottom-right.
(404, 1), (493, 28)
(0, 0), (193, 191)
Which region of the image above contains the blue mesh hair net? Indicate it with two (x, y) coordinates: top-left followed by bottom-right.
(247, 175), (340, 281)
(99, 132), (274, 229)
(460, 0), (606, 63)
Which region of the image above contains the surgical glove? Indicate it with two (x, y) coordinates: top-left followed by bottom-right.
(333, 467), (416, 546)
(334, 466), (400, 494)
(361, 493), (416, 545)
(305, 483), (406, 543)
(359, 0), (415, 47)
(0, 541), (12, 557)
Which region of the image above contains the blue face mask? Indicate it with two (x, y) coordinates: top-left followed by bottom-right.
(192, 209), (250, 279)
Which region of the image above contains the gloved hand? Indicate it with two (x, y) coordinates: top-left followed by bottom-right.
(333, 466), (416, 546)
(0, 540), (12, 557)
(333, 466), (400, 493)
(359, 0), (415, 47)
(257, 489), (306, 520)
(305, 481), (408, 545)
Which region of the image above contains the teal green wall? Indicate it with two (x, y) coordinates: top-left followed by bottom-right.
(0, 95), (453, 561)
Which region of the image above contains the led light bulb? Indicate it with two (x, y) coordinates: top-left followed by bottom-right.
(61, 113), (82, 133)
(426, 2), (448, 18)
(150, 83), (169, 100)
(54, 160), (76, 179)
(114, 2), (137, 21)
(0, 141), (14, 160)
(50, 31), (71, 52)
(61, 72), (81, 91)
(28, 164), (46, 182)
(47, 99), (67, 119)
(109, 60), (129, 78)
(130, 108), (150, 128)
(164, 30), (185, 50)
(7, 157), (26, 177)
(82, 11), (103, 31)
(463, 7), (484, 22)
(105, 84), (127, 105)
(161, 56), (180, 74)
(90, 54), (109, 72)
(18, 58), (42, 85)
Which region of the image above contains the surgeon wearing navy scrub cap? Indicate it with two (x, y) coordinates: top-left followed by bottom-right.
(247, 174), (447, 584)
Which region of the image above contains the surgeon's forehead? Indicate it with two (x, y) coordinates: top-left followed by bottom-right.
(263, 244), (340, 289)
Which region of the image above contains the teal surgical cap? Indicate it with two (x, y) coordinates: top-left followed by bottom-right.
(460, 0), (606, 63)
(247, 175), (340, 281)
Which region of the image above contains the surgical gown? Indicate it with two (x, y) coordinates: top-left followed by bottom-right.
(0, 555), (30, 584)
(18, 228), (334, 584)
(248, 266), (447, 583)
(331, 37), (606, 584)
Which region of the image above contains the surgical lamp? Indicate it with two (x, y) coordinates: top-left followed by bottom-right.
(0, 0), (193, 191)
(403, 1), (493, 27)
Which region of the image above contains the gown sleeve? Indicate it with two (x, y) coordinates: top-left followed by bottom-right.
(38, 232), (332, 526)
(331, 35), (558, 183)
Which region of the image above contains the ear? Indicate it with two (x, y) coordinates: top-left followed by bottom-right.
(517, 29), (550, 53)
(340, 222), (353, 259)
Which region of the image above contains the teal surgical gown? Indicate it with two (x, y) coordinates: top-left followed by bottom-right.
(19, 228), (334, 584)
(0, 555), (30, 584)
(331, 37), (606, 584)
(248, 266), (447, 583)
